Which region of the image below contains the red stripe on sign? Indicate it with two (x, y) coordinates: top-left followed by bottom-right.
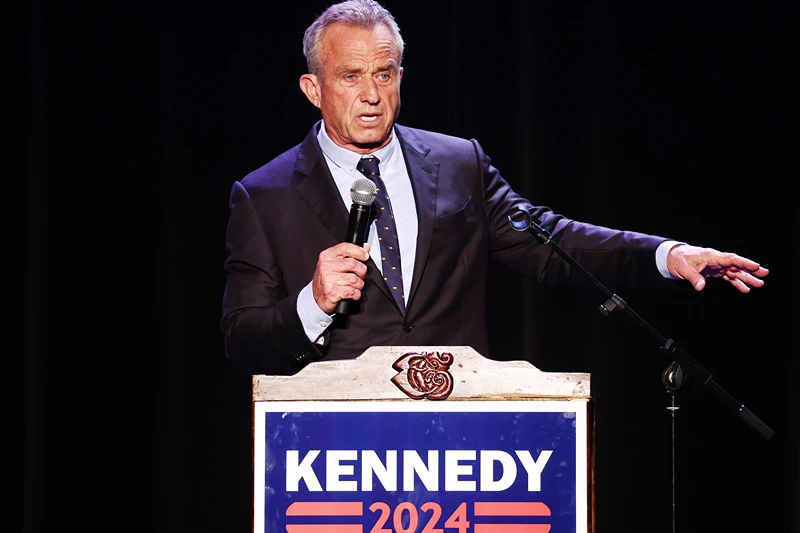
(286, 526), (363, 533)
(474, 525), (551, 533)
(286, 502), (364, 516)
(474, 502), (551, 516)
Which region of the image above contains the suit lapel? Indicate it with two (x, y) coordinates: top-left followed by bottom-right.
(396, 126), (439, 311)
(294, 123), (349, 243)
(294, 122), (396, 308)
(294, 123), (441, 315)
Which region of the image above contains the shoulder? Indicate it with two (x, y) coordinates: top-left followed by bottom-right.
(239, 143), (302, 192)
(395, 124), (489, 167)
(238, 122), (322, 193)
(396, 124), (477, 152)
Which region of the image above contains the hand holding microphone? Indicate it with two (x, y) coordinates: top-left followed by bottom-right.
(311, 178), (377, 315)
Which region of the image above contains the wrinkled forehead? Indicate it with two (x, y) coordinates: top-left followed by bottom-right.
(320, 22), (403, 64)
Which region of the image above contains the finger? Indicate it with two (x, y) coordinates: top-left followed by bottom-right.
(313, 276), (364, 312)
(318, 255), (368, 276)
(312, 280), (343, 313)
(712, 252), (763, 273)
(318, 244), (364, 262)
(725, 269), (766, 288)
(320, 270), (366, 293)
(726, 276), (751, 294)
(339, 256), (369, 277)
(676, 266), (706, 291)
(335, 273), (365, 289)
(327, 242), (370, 262)
(352, 259), (368, 278)
(334, 284), (362, 301)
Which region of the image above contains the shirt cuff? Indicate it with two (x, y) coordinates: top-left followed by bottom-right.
(297, 283), (334, 342)
(655, 240), (685, 280)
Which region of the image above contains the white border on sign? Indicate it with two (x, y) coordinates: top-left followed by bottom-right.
(253, 400), (588, 533)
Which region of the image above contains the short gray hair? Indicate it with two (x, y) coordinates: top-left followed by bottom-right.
(302, 0), (405, 78)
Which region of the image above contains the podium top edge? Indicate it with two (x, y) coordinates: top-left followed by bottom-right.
(252, 346), (590, 402)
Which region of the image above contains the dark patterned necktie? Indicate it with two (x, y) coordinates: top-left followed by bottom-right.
(357, 155), (405, 314)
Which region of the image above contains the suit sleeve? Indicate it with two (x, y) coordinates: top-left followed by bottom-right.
(474, 139), (677, 291)
(220, 181), (322, 375)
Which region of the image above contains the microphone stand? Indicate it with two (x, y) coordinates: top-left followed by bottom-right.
(508, 206), (773, 531)
(663, 361), (683, 533)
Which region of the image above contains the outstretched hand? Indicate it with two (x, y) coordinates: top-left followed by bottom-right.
(666, 244), (769, 293)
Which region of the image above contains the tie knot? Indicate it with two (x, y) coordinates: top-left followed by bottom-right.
(358, 156), (381, 178)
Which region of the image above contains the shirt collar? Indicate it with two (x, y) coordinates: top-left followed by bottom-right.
(317, 120), (399, 175)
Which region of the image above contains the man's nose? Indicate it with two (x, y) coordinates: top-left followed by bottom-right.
(360, 79), (380, 104)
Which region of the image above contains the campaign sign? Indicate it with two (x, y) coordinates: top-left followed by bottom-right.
(254, 400), (588, 533)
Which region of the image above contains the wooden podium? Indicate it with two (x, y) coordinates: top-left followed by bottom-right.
(252, 346), (594, 533)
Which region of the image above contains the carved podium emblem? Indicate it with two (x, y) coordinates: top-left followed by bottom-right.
(391, 351), (454, 400)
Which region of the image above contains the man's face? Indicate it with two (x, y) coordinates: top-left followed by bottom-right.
(304, 23), (403, 153)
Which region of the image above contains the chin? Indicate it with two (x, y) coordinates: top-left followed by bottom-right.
(353, 133), (390, 149)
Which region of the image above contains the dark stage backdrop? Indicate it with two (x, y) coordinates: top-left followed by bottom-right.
(23, 1), (797, 532)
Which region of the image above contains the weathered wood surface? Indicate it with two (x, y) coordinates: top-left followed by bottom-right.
(252, 346), (590, 402)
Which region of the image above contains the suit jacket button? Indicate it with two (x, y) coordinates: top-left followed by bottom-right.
(402, 324), (413, 333)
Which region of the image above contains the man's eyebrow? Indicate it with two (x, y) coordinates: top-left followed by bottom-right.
(334, 62), (398, 76)
(334, 64), (365, 76)
(375, 62), (399, 73)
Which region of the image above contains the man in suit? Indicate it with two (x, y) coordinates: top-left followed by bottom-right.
(221, 0), (768, 376)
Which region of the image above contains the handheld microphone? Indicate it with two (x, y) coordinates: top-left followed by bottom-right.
(334, 178), (378, 315)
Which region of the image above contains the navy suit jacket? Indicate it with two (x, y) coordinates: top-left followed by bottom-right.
(221, 122), (671, 375)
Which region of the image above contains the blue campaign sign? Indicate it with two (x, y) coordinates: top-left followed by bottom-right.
(254, 400), (588, 533)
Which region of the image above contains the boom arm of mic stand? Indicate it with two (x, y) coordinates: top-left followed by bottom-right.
(508, 206), (773, 440)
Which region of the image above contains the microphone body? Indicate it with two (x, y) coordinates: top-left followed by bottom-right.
(343, 203), (372, 247)
(334, 178), (377, 315)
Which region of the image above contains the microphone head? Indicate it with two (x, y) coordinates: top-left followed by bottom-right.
(350, 178), (378, 206)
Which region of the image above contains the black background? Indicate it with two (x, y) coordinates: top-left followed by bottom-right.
(22, 1), (798, 532)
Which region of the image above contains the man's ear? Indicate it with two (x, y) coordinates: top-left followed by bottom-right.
(299, 74), (321, 108)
